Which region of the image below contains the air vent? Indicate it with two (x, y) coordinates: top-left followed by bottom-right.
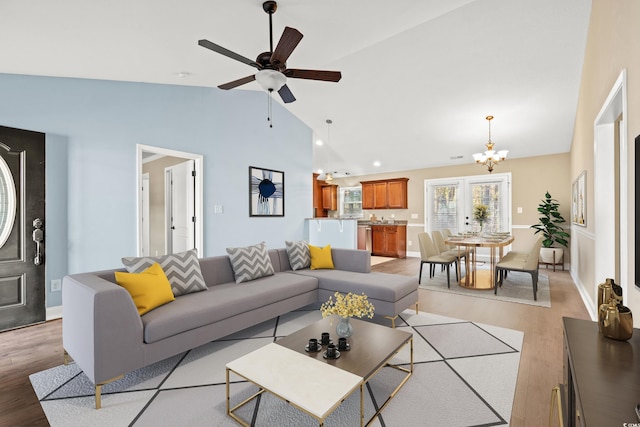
(450, 155), (464, 160)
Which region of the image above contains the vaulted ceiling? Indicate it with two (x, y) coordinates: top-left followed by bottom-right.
(0, 0), (591, 177)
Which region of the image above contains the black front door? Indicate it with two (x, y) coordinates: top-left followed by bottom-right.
(0, 125), (45, 331)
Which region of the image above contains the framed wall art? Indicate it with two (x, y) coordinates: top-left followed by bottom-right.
(249, 166), (284, 217)
(572, 170), (586, 226)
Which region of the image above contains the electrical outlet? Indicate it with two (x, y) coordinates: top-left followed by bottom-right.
(411, 213), (418, 219)
(213, 205), (223, 214)
(408, 240), (412, 246)
(51, 279), (62, 292)
(517, 207), (523, 213)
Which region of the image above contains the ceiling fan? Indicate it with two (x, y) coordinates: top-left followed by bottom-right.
(198, 0), (342, 104)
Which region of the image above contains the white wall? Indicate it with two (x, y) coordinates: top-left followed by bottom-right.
(0, 73), (313, 307)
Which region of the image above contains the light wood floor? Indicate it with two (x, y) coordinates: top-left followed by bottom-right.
(0, 257), (589, 426)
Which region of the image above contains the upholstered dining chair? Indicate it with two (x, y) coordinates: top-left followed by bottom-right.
(494, 236), (544, 300)
(440, 228), (456, 250)
(418, 232), (458, 288)
(432, 230), (465, 261)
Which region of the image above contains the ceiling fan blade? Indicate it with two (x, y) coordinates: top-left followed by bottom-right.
(270, 27), (303, 69)
(218, 74), (256, 90)
(198, 39), (261, 69)
(284, 69), (342, 82)
(278, 84), (296, 103)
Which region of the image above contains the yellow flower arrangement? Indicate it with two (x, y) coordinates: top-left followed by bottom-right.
(320, 292), (375, 319)
(473, 204), (489, 223)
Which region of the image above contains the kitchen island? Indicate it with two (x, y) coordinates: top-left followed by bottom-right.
(305, 218), (359, 249)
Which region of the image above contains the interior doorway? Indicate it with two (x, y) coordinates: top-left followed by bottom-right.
(137, 145), (203, 257)
(594, 70), (628, 300)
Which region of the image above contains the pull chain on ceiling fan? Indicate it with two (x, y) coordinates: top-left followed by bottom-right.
(198, 1), (342, 124)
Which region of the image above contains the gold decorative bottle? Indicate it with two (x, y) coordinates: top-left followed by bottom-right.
(597, 278), (633, 341)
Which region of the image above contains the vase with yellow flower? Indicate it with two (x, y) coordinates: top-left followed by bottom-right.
(473, 204), (490, 234)
(320, 292), (375, 338)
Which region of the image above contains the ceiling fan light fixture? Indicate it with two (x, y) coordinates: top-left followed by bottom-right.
(255, 69), (287, 91)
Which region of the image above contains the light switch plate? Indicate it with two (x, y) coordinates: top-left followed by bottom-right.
(51, 279), (62, 292)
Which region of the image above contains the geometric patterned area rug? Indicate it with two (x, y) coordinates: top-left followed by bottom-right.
(30, 307), (523, 426)
(419, 268), (551, 308)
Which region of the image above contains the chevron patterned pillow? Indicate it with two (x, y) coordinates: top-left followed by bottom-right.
(226, 242), (275, 283)
(285, 240), (310, 270)
(122, 249), (208, 297)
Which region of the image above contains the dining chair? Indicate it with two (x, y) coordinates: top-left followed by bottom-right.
(433, 230), (465, 261)
(494, 236), (544, 300)
(440, 228), (456, 251)
(418, 232), (458, 288)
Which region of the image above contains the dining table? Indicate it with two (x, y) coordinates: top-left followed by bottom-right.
(444, 234), (515, 290)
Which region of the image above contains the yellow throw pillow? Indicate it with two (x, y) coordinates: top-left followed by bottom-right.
(115, 262), (175, 315)
(309, 244), (335, 270)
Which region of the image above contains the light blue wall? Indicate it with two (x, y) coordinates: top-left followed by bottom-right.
(0, 73), (313, 307)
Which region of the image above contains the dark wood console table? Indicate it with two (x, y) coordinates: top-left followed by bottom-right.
(563, 317), (640, 426)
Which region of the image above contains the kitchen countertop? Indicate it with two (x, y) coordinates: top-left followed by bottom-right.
(358, 220), (408, 226)
(307, 218), (408, 225)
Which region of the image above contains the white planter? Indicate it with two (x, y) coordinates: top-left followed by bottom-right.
(540, 247), (564, 265)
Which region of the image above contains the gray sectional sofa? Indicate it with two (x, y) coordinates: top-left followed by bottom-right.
(62, 247), (418, 408)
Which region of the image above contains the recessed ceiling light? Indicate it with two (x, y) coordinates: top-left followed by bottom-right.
(176, 72), (190, 78)
(373, 161), (381, 167)
(317, 169), (324, 174)
(315, 139), (323, 146)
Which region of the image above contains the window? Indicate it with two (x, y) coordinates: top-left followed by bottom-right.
(430, 182), (461, 234)
(339, 186), (363, 218)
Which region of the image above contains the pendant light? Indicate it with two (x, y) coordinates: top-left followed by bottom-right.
(324, 119), (334, 182)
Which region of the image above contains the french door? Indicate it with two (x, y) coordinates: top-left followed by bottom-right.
(426, 173), (512, 236)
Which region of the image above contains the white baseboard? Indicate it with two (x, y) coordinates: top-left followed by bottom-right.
(47, 305), (62, 321)
(570, 268), (597, 321)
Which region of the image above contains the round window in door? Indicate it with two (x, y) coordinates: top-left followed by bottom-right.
(0, 155), (16, 248)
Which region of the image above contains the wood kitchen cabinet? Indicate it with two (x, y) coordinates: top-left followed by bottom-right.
(312, 173), (326, 217)
(371, 225), (406, 258)
(362, 182), (375, 209)
(321, 185), (338, 210)
(361, 178), (409, 209)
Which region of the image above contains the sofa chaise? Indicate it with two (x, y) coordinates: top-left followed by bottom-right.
(62, 247), (418, 408)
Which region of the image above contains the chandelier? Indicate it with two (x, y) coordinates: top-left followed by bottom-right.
(472, 115), (508, 173)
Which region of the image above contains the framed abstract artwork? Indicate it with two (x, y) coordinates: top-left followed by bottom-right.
(572, 170), (586, 226)
(249, 166), (284, 217)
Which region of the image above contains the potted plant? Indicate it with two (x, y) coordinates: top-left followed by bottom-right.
(530, 191), (570, 268)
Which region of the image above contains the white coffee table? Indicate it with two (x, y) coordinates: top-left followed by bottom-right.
(226, 317), (413, 426)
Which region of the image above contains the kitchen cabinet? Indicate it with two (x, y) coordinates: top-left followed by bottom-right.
(312, 173), (326, 217)
(322, 185), (338, 210)
(362, 183), (375, 209)
(361, 178), (409, 209)
(371, 225), (406, 258)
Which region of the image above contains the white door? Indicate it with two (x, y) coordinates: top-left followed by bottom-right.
(426, 173), (512, 259)
(165, 160), (195, 254)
